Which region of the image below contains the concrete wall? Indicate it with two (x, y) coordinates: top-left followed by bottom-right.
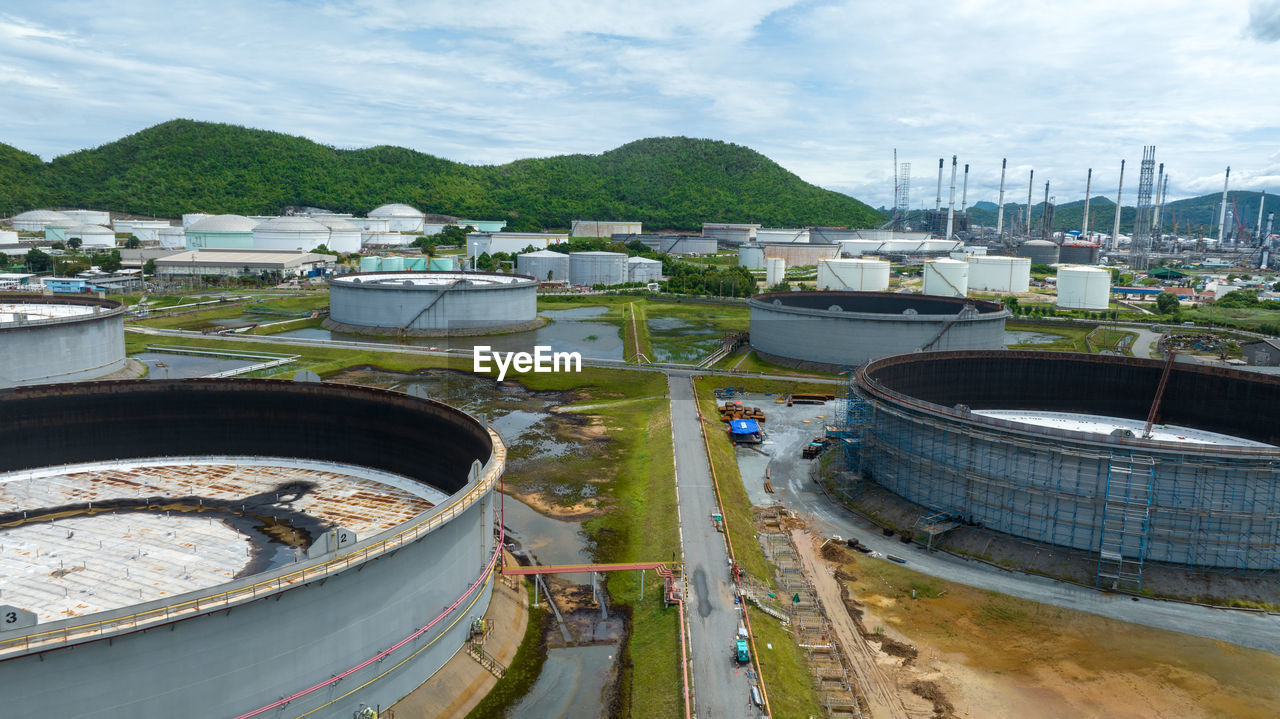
(1244, 342), (1280, 366)
(748, 292), (1007, 368)
(854, 351), (1280, 572)
(328, 275), (538, 332)
(0, 298), (126, 387)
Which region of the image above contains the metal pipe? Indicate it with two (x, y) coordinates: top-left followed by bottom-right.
(946, 155), (958, 239)
(996, 158), (1008, 239)
(1082, 168), (1092, 239)
(1217, 166), (1230, 245)
(1111, 160), (1125, 250)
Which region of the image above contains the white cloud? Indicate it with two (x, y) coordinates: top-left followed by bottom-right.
(0, 0), (1276, 211)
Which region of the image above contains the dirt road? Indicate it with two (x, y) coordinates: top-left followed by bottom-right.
(792, 529), (912, 719)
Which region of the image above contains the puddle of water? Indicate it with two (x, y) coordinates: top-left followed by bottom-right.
(275, 305), (625, 360)
(509, 643), (617, 719)
(132, 351), (259, 379)
(1004, 330), (1061, 346)
(501, 494), (590, 567)
(647, 316), (722, 363)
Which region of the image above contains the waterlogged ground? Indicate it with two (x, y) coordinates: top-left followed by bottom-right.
(277, 306), (626, 360)
(646, 316), (722, 363)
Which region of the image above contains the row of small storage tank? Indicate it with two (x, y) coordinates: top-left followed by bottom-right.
(358, 256), (457, 273)
(516, 251), (662, 285)
(1017, 240), (1101, 266)
(816, 256), (1034, 295)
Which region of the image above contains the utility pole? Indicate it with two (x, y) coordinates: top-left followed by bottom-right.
(995, 158), (1008, 240)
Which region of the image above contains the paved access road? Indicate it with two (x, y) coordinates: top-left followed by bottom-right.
(668, 372), (759, 717)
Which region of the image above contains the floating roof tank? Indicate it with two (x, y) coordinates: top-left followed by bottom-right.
(1056, 265), (1111, 310)
(923, 258), (969, 297)
(967, 256), (1031, 293)
(816, 259), (890, 291)
(1017, 239), (1060, 265)
(516, 249), (570, 282)
(569, 251), (628, 286)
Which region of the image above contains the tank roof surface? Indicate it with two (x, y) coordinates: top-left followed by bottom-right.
(333, 271), (533, 286)
(973, 410), (1273, 448)
(0, 457), (446, 621)
(0, 302), (98, 324)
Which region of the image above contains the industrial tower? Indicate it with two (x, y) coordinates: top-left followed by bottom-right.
(1131, 146), (1156, 271)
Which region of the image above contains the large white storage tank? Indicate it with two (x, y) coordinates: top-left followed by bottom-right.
(157, 227), (186, 248)
(62, 209), (111, 226)
(182, 213), (211, 227)
(1056, 265), (1111, 309)
(517, 249), (570, 282)
(738, 244), (765, 270)
(627, 256), (662, 284)
(765, 257), (786, 287)
(816, 259), (890, 291)
(967, 256), (1031, 293)
(66, 224), (116, 249)
(11, 210), (73, 232)
(923, 259), (969, 297)
(368, 203), (426, 232)
(252, 216), (331, 251)
(569, 251), (628, 286)
(186, 215), (257, 249)
(314, 217), (362, 253)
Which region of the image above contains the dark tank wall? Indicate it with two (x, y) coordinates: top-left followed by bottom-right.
(0, 380), (493, 492)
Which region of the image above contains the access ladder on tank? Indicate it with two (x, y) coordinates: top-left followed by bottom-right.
(1096, 454), (1156, 591)
(401, 278), (466, 331)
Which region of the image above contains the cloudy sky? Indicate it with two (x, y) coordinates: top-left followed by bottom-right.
(3, 0), (1280, 208)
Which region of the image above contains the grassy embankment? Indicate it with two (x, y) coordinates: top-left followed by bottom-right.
(125, 332), (683, 718)
(690, 375), (835, 719)
(132, 294), (330, 331)
(622, 301), (653, 361)
(1177, 304), (1280, 334)
(827, 545), (1280, 718)
(710, 348), (844, 377)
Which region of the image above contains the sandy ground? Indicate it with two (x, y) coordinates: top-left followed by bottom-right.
(809, 537), (1280, 719)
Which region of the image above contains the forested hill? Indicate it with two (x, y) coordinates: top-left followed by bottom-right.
(0, 120), (884, 231)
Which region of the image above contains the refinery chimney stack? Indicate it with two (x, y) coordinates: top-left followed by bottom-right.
(1111, 160), (1125, 250)
(1082, 168), (1092, 239)
(996, 158), (1008, 239)
(945, 155), (958, 239)
(935, 158), (944, 215)
(1217, 167), (1230, 245)
(1026, 170), (1034, 236)
(961, 163), (970, 215)
(1257, 191), (1267, 244)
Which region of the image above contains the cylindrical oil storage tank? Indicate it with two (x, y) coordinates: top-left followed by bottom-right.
(627, 256), (662, 284)
(429, 256), (458, 271)
(44, 223), (70, 243)
(0, 294), (127, 387)
(749, 291), (1009, 369)
(517, 249), (570, 282)
(62, 209), (111, 226)
(765, 257), (786, 287)
(315, 217), (362, 253)
(968, 256), (1031, 293)
(11, 210), (73, 232)
(922, 258), (969, 297)
(1060, 243), (1101, 265)
(66, 224), (117, 249)
(1057, 265), (1111, 309)
(406, 257), (427, 271)
(569, 251), (627, 286)
(1018, 239), (1060, 265)
(816, 259), (890, 291)
(157, 226), (186, 248)
(359, 255), (382, 273)
(0, 379), (503, 718)
(327, 271), (539, 336)
(369, 203), (426, 233)
(381, 256), (406, 272)
(252, 216), (331, 252)
(738, 244), (765, 270)
(851, 350), (1280, 573)
(186, 214), (257, 249)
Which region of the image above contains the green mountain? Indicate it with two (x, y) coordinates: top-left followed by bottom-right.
(0, 120), (885, 231)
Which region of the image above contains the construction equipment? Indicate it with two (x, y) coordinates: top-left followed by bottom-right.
(734, 638), (751, 665)
(1142, 351), (1177, 439)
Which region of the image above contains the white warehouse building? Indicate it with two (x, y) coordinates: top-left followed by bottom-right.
(467, 232), (568, 258)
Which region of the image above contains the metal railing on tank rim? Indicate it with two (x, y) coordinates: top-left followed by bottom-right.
(0, 429), (504, 659)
